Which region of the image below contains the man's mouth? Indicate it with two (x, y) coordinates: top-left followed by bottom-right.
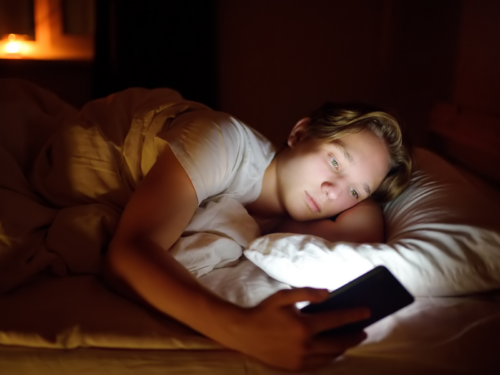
(305, 192), (320, 213)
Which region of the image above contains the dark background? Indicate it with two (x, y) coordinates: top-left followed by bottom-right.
(1, 0), (499, 183)
(92, 0), (219, 108)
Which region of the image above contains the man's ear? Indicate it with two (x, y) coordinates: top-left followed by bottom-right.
(287, 118), (310, 148)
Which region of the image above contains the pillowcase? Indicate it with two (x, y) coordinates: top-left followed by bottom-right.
(244, 148), (500, 296)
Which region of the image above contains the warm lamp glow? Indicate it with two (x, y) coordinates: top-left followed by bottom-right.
(0, 1), (94, 61)
(4, 34), (25, 56)
(6, 42), (21, 53)
(5, 42), (21, 53)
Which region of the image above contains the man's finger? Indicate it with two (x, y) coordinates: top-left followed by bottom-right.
(264, 288), (329, 308)
(302, 307), (371, 335)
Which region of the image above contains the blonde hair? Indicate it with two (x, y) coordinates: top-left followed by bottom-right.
(306, 102), (413, 202)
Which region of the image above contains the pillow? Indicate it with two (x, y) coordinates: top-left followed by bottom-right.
(244, 148), (500, 296)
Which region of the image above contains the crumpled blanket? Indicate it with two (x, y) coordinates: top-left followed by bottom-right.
(0, 79), (258, 293)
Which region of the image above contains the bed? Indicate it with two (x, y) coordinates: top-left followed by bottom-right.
(1, 79), (500, 374)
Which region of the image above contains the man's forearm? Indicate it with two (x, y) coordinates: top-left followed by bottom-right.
(105, 238), (242, 338)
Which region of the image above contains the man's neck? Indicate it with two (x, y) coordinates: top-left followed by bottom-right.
(245, 155), (284, 218)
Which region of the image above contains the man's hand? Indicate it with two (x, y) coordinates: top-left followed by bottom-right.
(218, 288), (370, 372)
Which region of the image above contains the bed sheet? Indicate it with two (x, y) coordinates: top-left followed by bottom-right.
(1, 259), (499, 374)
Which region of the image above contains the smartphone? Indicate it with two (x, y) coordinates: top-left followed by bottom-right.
(300, 266), (414, 334)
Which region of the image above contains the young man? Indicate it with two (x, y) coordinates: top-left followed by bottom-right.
(106, 100), (412, 371)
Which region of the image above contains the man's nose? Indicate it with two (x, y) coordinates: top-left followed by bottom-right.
(321, 181), (341, 200)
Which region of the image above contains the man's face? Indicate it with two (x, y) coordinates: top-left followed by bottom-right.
(276, 124), (391, 221)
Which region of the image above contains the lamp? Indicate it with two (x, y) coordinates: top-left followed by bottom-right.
(3, 34), (26, 57)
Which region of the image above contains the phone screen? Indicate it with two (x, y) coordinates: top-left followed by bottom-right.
(300, 266), (414, 334)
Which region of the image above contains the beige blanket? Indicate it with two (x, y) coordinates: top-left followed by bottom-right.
(0, 79), (210, 293)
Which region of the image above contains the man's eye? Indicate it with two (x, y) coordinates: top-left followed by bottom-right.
(350, 187), (359, 199)
(330, 156), (339, 169)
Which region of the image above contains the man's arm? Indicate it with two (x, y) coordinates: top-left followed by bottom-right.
(105, 145), (371, 371)
(273, 199), (385, 243)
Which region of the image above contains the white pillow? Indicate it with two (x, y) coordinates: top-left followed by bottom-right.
(244, 148), (500, 296)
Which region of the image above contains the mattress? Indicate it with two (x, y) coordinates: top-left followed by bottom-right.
(1, 260), (499, 374)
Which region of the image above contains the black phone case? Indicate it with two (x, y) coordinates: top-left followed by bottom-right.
(300, 266), (414, 334)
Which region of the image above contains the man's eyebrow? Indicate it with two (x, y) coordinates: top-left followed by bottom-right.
(335, 140), (354, 164)
(334, 140), (371, 196)
(363, 183), (372, 196)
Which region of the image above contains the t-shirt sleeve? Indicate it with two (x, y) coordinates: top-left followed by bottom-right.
(162, 110), (246, 204)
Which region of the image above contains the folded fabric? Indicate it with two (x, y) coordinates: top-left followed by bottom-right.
(0, 79), (260, 292)
(245, 148), (500, 296)
(170, 195), (260, 277)
(0, 79), (211, 292)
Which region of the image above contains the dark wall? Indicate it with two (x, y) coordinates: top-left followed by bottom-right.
(2, 0), (497, 151)
(378, 0), (462, 146)
(93, 0), (218, 108)
(454, 0), (500, 115)
(216, 0), (463, 147)
(0, 59), (93, 108)
(217, 0), (387, 145)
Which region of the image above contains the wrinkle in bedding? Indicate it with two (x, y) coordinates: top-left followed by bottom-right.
(0, 79), (212, 293)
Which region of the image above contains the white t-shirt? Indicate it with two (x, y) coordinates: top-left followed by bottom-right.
(163, 110), (276, 207)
